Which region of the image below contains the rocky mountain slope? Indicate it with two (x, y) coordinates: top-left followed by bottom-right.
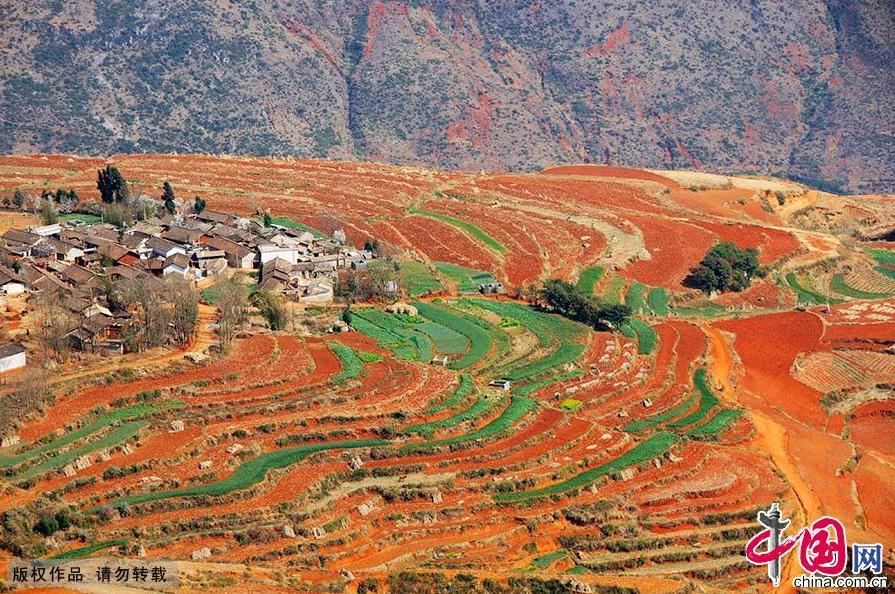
(1, 0), (893, 193)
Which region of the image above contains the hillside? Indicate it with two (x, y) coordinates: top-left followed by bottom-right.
(2, 0), (894, 194)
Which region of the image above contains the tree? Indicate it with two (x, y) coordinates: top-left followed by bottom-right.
(102, 202), (132, 229)
(252, 290), (287, 330)
(688, 242), (762, 294)
(37, 198), (59, 225)
(539, 279), (631, 330)
(12, 189), (25, 208)
(262, 211), (273, 227)
(194, 195), (206, 214)
(166, 275), (199, 345)
(32, 291), (76, 362)
(215, 275), (248, 349)
(97, 165), (129, 204)
(162, 181), (177, 214)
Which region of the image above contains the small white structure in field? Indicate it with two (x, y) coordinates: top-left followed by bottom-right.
(619, 468), (636, 481)
(282, 525), (296, 538)
(191, 547), (212, 560)
(1, 434), (20, 448)
(121, 444), (134, 455)
(432, 491), (443, 504)
(226, 443), (243, 454)
(488, 378), (512, 391)
(340, 569), (355, 581)
(653, 457), (663, 468)
(617, 410), (628, 418)
(198, 460), (213, 470)
(641, 398), (653, 408)
(74, 455), (92, 470)
(348, 455), (364, 470)
(312, 526), (326, 539)
(98, 450), (112, 462)
(385, 302), (418, 316)
(62, 464), (76, 477)
(139, 476), (163, 486)
(357, 499), (376, 517)
(169, 419), (185, 432)
(0, 342), (26, 374)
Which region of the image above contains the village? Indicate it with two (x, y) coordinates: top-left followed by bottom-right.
(0, 207), (377, 367)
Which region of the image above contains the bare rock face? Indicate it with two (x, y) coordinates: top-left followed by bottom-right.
(1, 0), (892, 193)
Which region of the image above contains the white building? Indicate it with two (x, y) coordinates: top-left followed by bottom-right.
(0, 342), (26, 373)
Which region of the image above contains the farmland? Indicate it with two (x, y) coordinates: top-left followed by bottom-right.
(0, 155), (893, 593)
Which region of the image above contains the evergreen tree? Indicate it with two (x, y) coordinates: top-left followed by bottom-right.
(12, 189), (25, 208)
(262, 211), (273, 227)
(162, 181), (177, 214)
(688, 242), (761, 293)
(194, 195), (206, 214)
(97, 165), (129, 203)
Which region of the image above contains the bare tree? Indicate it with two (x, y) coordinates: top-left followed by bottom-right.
(31, 292), (76, 363)
(215, 275), (248, 350)
(166, 275), (199, 345)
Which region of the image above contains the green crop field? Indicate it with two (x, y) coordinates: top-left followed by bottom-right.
(785, 273), (844, 305)
(620, 319), (658, 355)
(624, 393), (698, 433)
(61, 213), (102, 224)
(625, 282), (647, 312)
(433, 262), (497, 293)
(532, 550), (568, 568)
(411, 208), (506, 253)
(48, 539), (129, 560)
(426, 374), (474, 414)
(402, 397), (494, 434)
(866, 248), (895, 265)
(99, 439), (389, 511)
(265, 215), (326, 238)
(668, 369), (718, 428)
(415, 321), (468, 354)
(689, 409), (743, 438)
(648, 288), (670, 315)
(831, 274), (893, 299)
(577, 266), (605, 295)
(398, 260), (443, 296)
(350, 309), (418, 360)
(328, 342), (364, 383)
(19, 421), (147, 480)
(495, 432), (678, 502)
(875, 266), (895, 280)
(410, 395), (537, 450)
(671, 301), (728, 318)
(601, 276), (626, 305)
(414, 301), (493, 369)
(504, 343), (585, 381)
(0, 400), (181, 469)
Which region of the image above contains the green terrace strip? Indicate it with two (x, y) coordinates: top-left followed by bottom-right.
(648, 288), (671, 315)
(624, 393), (698, 433)
(689, 409), (743, 438)
(96, 439), (389, 512)
(668, 369), (718, 428)
(402, 396), (494, 435)
(620, 319), (658, 355)
(265, 215), (326, 238)
(671, 301), (728, 318)
(576, 266), (605, 295)
(505, 343), (585, 382)
(875, 266), (895, 280)
(532, 550), (568, 569)
(60, 213), (102, 224)
(413, 301), (493, 369)
(350, 309), (419, 360)
(494, 432), (679, 502)
(48, 539), (129, 560)
(831, 274), (893, 299)
(415, 321), (468, 354)
(398, 260), (443, 296)
(601, 275), (625, 305)
(0, 400), (182, 469)
(328, 342), (364, 384)
(402, 372), (581, 452)
(410, 208), (507, 253)
(625, 282), (647, 312)
(785, 273), (844, 305)
(18, 421), (147, 481)
(865, 248), (895, 265)
(426, 374), (474, 415)
(433, 262), (497, 293)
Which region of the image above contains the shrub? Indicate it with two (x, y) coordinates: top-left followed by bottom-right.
(688, 242), (761, 293)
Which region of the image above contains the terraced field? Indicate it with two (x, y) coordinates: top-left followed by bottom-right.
(1, 156), (893, 593)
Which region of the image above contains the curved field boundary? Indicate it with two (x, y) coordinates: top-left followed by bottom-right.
(577, 266), (605, 295)
(413, 301), (493, 369)
(494, 432), (679, 502)
(671, 301), (729, 318)
(505, 343), (586, 381)
(98, 438), (390, 511)
(601, 275), (626, 305)
(865, 248), (895, 265)
(328, 342), (364, 384)
(415, 321), (468, 354)
(18, 421), (147, 481)
(350, 309), (418, 360)
(689, 409), (743, 438)
(831, 274), (893, 299)
(785, 273), (844, 305)
(0, 400), (181, 469)
(426, 374), (474, 415)
(396, 260), (443, 296)
(48, 539), (129, 560)
(621, 319), (658, 355)
(410, 208), (507, 253)
(626, 282), (647, 312)
(874, 265), (895, 280)
(624, 393), (698, 433)
(402, 396), (494, 435)
(433, 262), (496, 293)
(668, 369), (718, 428)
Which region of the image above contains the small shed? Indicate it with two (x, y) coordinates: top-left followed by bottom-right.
(488, 379), (512, 391)
(0, 342), (26, 373)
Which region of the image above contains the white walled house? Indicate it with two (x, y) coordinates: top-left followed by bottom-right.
(0, 342), (26, 373)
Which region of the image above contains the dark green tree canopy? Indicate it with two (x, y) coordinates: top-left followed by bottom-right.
(539, 279), (632, 330)
(194, 195), (206, 214)
(162, 181), (176, 214)
(687, 242), (761, 294)
(97, 165), (129, 204)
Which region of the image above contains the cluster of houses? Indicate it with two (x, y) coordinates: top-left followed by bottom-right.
(0, 208), (376, 357)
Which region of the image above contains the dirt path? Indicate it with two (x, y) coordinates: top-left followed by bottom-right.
(703, 324), (821, 594)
